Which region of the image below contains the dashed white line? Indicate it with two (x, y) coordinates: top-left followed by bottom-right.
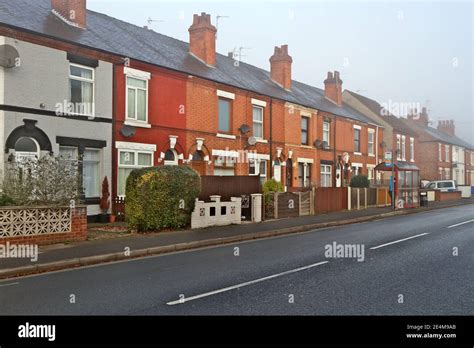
(447, 219), (474, 229)
(0, 282), (19, 287)
(167, 260), (329, 305)
(370, 233), (429, 250)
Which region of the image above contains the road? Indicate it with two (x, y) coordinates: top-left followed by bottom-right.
(0, 204), (473, 315)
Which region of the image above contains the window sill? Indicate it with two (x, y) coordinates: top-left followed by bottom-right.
(354, 152), (362, 156)
(216, 133), (237, 140)
(255, 139), (268, 144)
(300, 145), (312, 149)
(124, 120), (151, 128)
(368, 154), (375, 157)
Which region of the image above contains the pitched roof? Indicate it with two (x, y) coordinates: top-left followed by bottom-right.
(346, 90), (415, 136)
(399, 118), (474, 150)
(0, 0), (380, 126)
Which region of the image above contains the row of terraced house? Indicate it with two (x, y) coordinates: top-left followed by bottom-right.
(0, 0), (473, 221)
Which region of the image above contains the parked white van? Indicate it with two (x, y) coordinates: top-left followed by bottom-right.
(425, 180), (457, 192)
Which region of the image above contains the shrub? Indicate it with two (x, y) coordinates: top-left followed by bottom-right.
(100, 176), (110, 214)
(125, 166), (201, 232)
(263, 178), (284, 194)
(262, 179), (284, 219)
(0, 194), (15, 206)
(350, 175), (370, 188)
(2, 155), (80, 206)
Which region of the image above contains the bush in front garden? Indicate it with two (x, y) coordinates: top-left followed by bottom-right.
(350, 175), (370, 188)
(125, 166), (201, 232)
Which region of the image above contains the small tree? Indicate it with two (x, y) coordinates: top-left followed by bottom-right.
(2, 155), (80, 206)
(262, 179), (284, 219)
(100, 176), (110, 214)
(350, 174), (370, 188)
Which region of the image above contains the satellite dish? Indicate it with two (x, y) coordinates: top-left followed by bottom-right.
(0, 45), (20, 68)
(120, 125), (136, 138)
(314, 139), (322, 148)
(239, 124), (251, 135)
(248, 136), (257, 146)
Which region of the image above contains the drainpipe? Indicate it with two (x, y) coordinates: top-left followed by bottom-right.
(333, 115), (337, 187)
(269, 98), (273, 179)
(111, 64), (117, 209)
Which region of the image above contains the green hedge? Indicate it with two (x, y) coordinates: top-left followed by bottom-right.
(125, 166), (201, 232)
(263, 179), (284, 194)
(350, 175), (370, 188)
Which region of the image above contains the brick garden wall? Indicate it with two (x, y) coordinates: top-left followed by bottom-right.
(0, 206), (87, 246)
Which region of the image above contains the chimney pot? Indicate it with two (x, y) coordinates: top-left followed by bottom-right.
(437, 119), (455, 136)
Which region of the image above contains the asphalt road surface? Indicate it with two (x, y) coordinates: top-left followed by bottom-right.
(1, 204), (473, 315)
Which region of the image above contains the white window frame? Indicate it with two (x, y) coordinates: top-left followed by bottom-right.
(124, 68), (151, 126)
(401, 135), (406, 161)
(320, 164), (332, 187)
(445, 145), (450, 162)
(410, 137), (415, 162)
(117, 145), (155, 196)
(164, 149), (179, 166)
(82, 148), (101, 198)
(367, 164), (375, 180)
(323, 121), (330, 147)
(69, 63), (95, 116)
(396, 134), (401, 160)
(439, 143), (442, 161)
(368, 129), (375, 156)
(252, 105), (264, 139)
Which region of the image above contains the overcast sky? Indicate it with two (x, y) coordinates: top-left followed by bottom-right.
(89, 0), (473, 144)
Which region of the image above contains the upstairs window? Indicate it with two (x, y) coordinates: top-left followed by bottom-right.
(301, 117), (309, 145)
(126, 77), (148, 122)
(354, 129), (361, 153)
(445, 145), (450, 162)
(69, 64), (94, 116)
(323, 121), (330, 146)
(368, 130), (375, 156)
(253, 106), (264, 139)
(401, 135), (406, 161)
(218, 98), (232, 133)
(410, 137), (415, 162)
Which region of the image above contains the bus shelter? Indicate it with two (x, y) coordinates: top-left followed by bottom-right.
(374, 162), (420, 209)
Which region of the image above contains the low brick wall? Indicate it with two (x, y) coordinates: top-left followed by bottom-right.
(0, 206), (87, 246)
(435, 191), (462, 202)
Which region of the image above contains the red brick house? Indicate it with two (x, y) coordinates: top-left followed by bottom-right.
(343, 91), (419, 183)
(1, 0), (385, 205)
(404, 108), (474, 185)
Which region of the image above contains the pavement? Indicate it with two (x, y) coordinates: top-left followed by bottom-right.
(0, 202), (473, 315)
(0, 198), (473, 280)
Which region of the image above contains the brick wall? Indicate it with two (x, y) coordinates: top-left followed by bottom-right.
(0, 206), (87, 246)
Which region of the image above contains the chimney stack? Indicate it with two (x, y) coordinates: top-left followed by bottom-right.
(269, 45), (293, 90)
(407, 107), (429, 126)
(51, 0), (87, 29)
(437, 119), (455, 136)
(188, 13), (217, 66)
(324, 71), (343, 106)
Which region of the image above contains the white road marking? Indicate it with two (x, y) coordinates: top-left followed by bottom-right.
(370, 233), (429, 250)
(167, 261), (329, 305)
(447, 219), (474, 229)
(0, 282), (19, 287)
